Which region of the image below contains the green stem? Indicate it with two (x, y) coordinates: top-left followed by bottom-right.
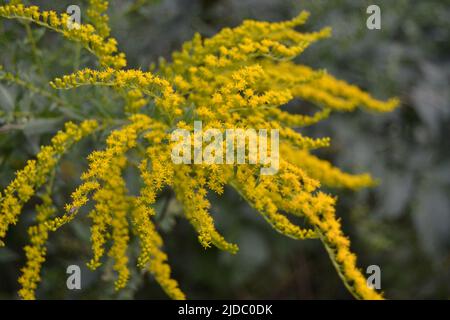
(74, 42), (81, 71)
(317, 230), (363, 300)
(23, 21), (45, 76)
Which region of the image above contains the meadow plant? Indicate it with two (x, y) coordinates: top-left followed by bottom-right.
(0, 1), (399, 300)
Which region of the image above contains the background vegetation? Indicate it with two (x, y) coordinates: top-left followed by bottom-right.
(0, 0), (448, 299)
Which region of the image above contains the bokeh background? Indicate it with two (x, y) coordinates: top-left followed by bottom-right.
(0, 0), (449, 299)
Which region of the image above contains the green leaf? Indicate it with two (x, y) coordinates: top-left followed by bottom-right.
(23, 117), (63, 136)
(0, 84), (15, 111)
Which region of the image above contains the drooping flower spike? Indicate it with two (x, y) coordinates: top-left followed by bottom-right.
(0, 3), (399, 300)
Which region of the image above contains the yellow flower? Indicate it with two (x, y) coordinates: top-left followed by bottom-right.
(87, 0), (110, 38)
(0, 4), (126, 68)
(0, 6), (400, 300)
(18, 194), (55, 300)
(0, 120), (97, 246)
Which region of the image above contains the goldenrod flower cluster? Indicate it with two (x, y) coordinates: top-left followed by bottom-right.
(0, 3), (399, 300)
(0, 119), (97, 299)
(18, 194), (55, 300)
(0, 120), (98, 246)
(87, 0), (111, 38)
(0, 4), (125, 68)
